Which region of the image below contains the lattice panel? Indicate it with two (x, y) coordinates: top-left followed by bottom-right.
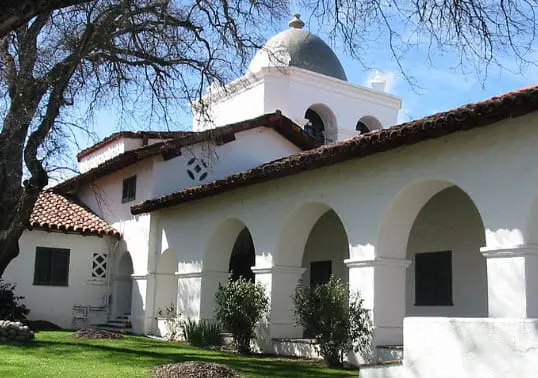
(92, 253), (108, 279)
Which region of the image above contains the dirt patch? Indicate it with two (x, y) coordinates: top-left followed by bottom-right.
(73, 329), (122, 339)
(150, 361), (239, 378)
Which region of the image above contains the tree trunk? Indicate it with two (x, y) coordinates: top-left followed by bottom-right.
(0, 82), (46, 277)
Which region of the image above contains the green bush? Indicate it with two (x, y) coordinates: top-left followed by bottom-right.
(215, 277), (269, 354)
(182, 319), (223, 347)
(0, 279), (29, 321)
(292, 276), (372, 367)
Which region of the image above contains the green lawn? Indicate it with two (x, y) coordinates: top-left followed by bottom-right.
(0, 331), (358, 377)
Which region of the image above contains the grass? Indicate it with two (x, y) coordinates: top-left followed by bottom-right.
(0, 331), (358, 377)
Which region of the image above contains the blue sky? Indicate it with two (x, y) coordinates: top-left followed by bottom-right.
(76, 11), (537, 155)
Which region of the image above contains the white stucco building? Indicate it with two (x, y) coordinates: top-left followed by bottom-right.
(5, 14), (538, 377)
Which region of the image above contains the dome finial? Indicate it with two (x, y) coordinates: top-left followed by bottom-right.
(288, 14), (305, 29)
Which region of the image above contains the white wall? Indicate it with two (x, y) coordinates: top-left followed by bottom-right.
(78, 158), (154, 275)
(79, 138), (146, 173)
(4, 230), (116, 329)
(151, 128), (302, 198)
(406, 317), (538, 378)
(152, 111), (538, 345)
(78, 159), (156, 333)
(262, 68), (401, 138)
(406, 186), (488, 317)
(194, 68), (401, 140)
(194, 79), (265, 131)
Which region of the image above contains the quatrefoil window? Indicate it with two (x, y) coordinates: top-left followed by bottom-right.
(186, 157), (209, 182)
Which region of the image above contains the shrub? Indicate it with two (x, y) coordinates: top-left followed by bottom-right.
(0, 279), (29, 321)
(182, 319), (223, 347)
(157, 303), (182, 340)
(292, 276), (372, 367)
(215, 277), (269, 354)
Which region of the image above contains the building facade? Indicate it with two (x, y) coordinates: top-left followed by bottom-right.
(5, 14), (538, 377)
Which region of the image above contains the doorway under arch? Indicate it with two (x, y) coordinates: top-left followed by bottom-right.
(113, 252), (134, 317)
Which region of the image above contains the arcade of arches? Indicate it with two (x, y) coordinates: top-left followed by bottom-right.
(169, 179), (528, 350)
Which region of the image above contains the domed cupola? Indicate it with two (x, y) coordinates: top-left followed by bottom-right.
(248, 14), (347, 81)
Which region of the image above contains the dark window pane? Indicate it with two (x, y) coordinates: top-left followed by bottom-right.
(34, 247), (70, 286)
(310, 260), (332, 286)
(122, 175), (137, 203)
(415, 251), (452, 306)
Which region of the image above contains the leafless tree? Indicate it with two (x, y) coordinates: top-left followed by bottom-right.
(0, 0), (287, 275)
(303, 0), (537, 83)
(0, 0), (536, 275)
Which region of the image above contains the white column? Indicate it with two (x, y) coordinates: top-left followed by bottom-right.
(481, 245), (538, 318)
(130, 274), (149, 333)
(345, 257), (411, 346)
(252, 265), (305, 339)
(200, 271), (231, 321)
(175, 270), (230, 322)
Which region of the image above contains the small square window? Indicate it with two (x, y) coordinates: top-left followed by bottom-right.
(310, 260), (332, 286)
(415, 251), (453, 306)
(122, 175), (137, 203)
(33, 247), (70, 286)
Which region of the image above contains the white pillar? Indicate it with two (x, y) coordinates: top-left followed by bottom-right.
(481, 245), (538, 318)
(176, 270), (230, 322)
(345, 257), (411, 346)
(252, 265), (305, 339)
(200, 271), (231, 321)
(130, 274), (149, 333)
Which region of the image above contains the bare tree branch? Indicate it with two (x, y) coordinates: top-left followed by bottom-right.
(0, 0), (93, 38)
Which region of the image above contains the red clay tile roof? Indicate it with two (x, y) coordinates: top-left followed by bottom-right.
(29, 191), (121, 238)
(131, 84), (538, 215)
(55, 112), (321, 193)
(77, 130), (194, 161)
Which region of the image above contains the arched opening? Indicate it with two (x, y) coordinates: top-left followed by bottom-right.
(304, 104), (337, 143)
(229, 227), (255, 281)
(155, 250), (178, 317)
(356, 115), (382, 134)
(302, 210), (349, 288)
(373, 180), (487, 345)
(199, 218), (256, 320)
(304, 108), (325, 141)
(113, 252), (134, 318)
(273, 202), (350, 338)
(405, 186), (487, 317)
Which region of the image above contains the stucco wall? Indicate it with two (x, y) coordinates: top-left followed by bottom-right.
(361, 317), (538, 378)
(79, 138), (148, 173)
(151, 128), (302, 199)
(154, 111), (538, 344)
(406, 186), (488, 317)
(194, 68), (401, 140)
(78, 158), (154, 275)
(194, 79), (266, 131)
(403, 317), (538, 378)
(262, 68), (400, 138)
(4, 230), (116, 329)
